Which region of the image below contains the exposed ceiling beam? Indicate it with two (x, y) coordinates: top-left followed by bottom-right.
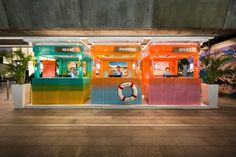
(0, 39), (28, 45)
(0, 36), (212, 47)
(142, 40), (152, 51)
(80, 38), (91, 49)
(0, 45), (31, 47)
(142, 38), (151, 45)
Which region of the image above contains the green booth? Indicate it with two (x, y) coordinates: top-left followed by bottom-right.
(32, 45), (92, 105)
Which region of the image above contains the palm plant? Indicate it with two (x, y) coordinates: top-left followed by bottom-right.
(0, 50), (32, 84)
(201, 54), (234, 84)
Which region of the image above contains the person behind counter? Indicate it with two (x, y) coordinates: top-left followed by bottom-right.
(163, 67), (172, 77)
(114, 66), (123, 77)
(69, 67), (77, 78)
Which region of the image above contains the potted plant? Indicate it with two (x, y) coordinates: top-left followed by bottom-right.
(201, 54), (233, 108)
(0, 50), (32, 109)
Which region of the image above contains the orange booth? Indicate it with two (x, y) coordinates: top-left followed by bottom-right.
(91, 45), (142, 104)
(141, 43), (201, 105)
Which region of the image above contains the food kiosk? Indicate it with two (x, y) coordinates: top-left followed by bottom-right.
(141, 43), (201, 105)
(91, 45), (142, 104)
(32, 45), (92, 105)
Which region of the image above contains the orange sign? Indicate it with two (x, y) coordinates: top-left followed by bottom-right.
(55, 47), (81, 52)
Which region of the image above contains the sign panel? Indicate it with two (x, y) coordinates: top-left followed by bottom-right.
(114, 46), (140, 52)
(55, 47), (81, 52)
(173, 47), (198, 52)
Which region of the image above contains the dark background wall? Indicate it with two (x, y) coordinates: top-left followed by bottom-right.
(0, 0), (235, 29)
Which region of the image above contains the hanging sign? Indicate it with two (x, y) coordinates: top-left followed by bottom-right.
(55, 47), (81, 52)
(114, 46), (140, 52)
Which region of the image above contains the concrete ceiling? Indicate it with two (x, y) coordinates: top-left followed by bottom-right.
(0, 0), (235, 36)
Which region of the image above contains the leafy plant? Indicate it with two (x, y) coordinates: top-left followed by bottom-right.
(0, 50), (32, 84)
(201, 55), (234, 84)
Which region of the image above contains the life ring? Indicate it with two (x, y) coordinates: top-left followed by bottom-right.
(118, 82), (138, 102)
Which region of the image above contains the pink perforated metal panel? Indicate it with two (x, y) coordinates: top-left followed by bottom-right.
(147, 78), (201, 105)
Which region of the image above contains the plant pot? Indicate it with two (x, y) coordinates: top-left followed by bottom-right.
(201, 83), (219, 108)
(11, 84), (31, 109)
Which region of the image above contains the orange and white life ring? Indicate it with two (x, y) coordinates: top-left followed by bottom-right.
(117, 82), (138, 102)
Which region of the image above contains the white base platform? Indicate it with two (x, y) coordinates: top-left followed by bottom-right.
(24, 103), (214, 109)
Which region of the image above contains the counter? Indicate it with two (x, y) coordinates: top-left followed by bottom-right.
(144, 78), (201, 105)
(91, 78), (142, 104)
(32, 78), (90, 104)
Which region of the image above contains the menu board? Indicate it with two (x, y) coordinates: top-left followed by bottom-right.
(153, 61), (169, 76)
